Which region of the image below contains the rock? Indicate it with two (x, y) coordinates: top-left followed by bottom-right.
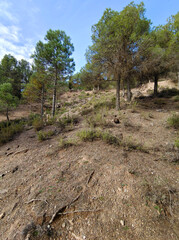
(11, 166), (18, 173)
(0, 212), (5, 219)
(0, 189), (8, 194)
(62, 222), (66, 228)
(114, 118), (120, 124)
(120, 220), (125, 226)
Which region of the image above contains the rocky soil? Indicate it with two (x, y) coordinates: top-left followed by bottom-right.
(0, 79), (178, 240)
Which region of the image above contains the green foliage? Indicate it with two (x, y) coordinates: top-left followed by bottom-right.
(174, 139), (179, 148)
(37, 130), (55, 141)
(167, 113), (179, 129)
(0, 120), (25, 145)
(59, 137), (76, 148)
(86, 112), (107, 128)
(32, 116), (44, 131)
(123, 136), (149, 153)
(77, 129), (121, 145)
(0, 83), (18, 121)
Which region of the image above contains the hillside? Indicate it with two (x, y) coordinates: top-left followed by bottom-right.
(0, 80), (179, 240)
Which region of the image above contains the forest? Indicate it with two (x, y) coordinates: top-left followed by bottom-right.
(0, 2), (178, 120)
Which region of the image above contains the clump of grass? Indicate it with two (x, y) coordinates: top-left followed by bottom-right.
(167, 113), (179, 129)
(59, 137), (77, 148)
(37, 130), (55, 141)
(123, 136), (148, 153)
(77, 129), (121, 145)
(172, 95), (179, 102)
(57, 115), (79, 129)
(77, 129), (101, 142)
(101, 131), (121, 145)
(0, 120), (25, 145)
(32, 116), (44, 131)
(86, 112), (107, 128)
(27, 113), (40, 126)
(174, 139), (179, 149)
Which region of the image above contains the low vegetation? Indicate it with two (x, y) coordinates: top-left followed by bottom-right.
(0, 119), (25, 145)
(37, 130), (55, 141)
(167, 113), (179, 129)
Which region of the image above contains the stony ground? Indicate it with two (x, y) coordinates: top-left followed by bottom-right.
(0, 80), (178, 240)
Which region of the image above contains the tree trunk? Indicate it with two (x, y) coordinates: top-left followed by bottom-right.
(41, 83), (45, 118)
(6, 107), (9, 122)
(154, 75), (158, 97)
(127, 78), (132, 102)
(52, 68), (58, 116)
(177, 72), (179, 89)
(116, 74), (120, 111)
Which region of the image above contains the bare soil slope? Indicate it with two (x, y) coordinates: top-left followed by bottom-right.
(0, 80), (179, 240)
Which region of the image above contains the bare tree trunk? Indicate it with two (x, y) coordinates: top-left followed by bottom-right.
(41, 83), (45, 118)
(154, 75), (158, 97)
(52, 68), (57, 116)
(6, 107), (9, 122)
(116, 74), (120, 111)
(127, 78), (132, 102)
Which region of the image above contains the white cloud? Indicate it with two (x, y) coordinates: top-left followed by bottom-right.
(0, 1), (18, 23)
(0, 36), (35, 62)
(0, 23), (20, 42)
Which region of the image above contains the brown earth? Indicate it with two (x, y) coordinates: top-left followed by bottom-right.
(0, 79), (179, 240)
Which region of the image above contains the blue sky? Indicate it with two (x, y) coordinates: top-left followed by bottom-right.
(0, 0), (178, 72)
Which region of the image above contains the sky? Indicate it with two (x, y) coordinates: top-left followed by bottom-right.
(0, 0), (178, 73)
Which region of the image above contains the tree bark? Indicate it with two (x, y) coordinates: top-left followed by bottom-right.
(127, 78), (132, 102)
(154, 75), (158, 97)
(116, 74), (120, 111)
(6, 107), (9, 122)
(52, 68), (58, 116)
(41, 83), (45, 117)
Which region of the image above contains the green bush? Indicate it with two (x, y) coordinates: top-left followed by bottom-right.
(37, 130), (55, 141)
(32, 117), (44, 131)
(86, 112), (107, 128)
(77, 129), (121, 145)
(0, 121), (25, 145)
(77, 129), (101, 142)
(174, 139), (179, 149)
(167, 113), (179, 129)
(59, 137), (76, 148)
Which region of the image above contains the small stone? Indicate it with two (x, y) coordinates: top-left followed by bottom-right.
(114, 117), (120, 124)
(0, 212), (5, 219)
(120, 220), (125, 226)
(62, 222), (66, 228)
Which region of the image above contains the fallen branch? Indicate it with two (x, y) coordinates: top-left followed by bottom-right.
(25, 199), (48, 204)
(86, 170), (95, 185)
(14, 148), (29, 156)
(49, 192), (82, 225)
(58, 208), (102, 215)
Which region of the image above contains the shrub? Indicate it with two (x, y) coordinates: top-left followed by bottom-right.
(86, 112), (107, 128)
(0, 120), (25, 145)
(174, 139), (179, 149)
(37, 130), (55, 141)
(59, 137), (77, 148)
(101, 131), (121, 145)
(123, 136), (148, 153)
(77, 129), (101, 142)
(167, 113), (179, 129)
(32, 117), (44, 131)
(77, 129), (121, 145)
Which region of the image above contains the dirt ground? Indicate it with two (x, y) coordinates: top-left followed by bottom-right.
(0, 80), (179, 240)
